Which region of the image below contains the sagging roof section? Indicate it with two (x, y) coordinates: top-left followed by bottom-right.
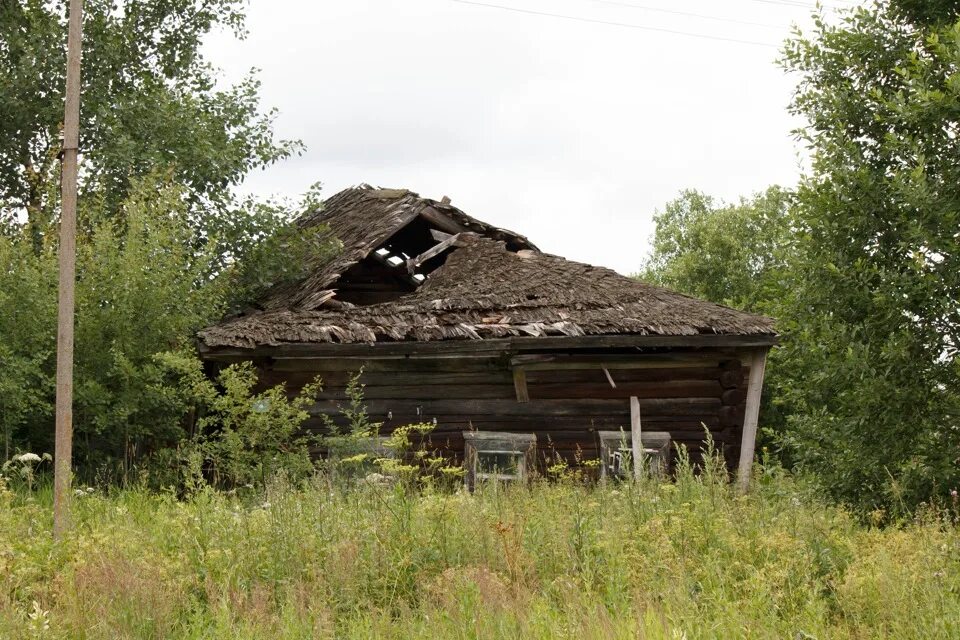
(259, 185), (537, 311)
(198, 185), (776, 350)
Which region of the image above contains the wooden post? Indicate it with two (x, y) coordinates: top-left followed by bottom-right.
(512, 367), (529, 403)
(630, 396), (642, 480)
(54, 0), (84, 540)
(736, 348), (769, 493)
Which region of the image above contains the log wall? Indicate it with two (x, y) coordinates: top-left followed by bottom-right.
(254, 351), (748, 473)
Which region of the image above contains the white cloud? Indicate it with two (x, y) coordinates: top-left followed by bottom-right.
(205, 0), (843, 273)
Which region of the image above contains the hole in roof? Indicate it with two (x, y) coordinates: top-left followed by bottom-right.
(375, 248), (390, 256)
(526, 293), (539, 301)
(387, 255), (404, 266)
(413, 273), (426, 282)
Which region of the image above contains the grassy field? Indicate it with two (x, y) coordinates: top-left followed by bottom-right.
(1, 462), (959, 639)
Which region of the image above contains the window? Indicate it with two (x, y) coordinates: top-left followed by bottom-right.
(463, 432), (536, 490)
(598, 430), (671, 480)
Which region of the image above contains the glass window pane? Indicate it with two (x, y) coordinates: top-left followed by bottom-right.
(476, 450), (523, 476)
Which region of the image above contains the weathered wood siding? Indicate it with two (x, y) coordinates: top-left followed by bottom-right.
(255, 352), (747, 472)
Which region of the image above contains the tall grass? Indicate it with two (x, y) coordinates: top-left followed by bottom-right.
(1, 463), (958, 639)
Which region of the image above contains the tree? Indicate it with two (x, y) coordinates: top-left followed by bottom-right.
(639, 187), (795, 447)
(0, 173), (337, 479)
(779, 1), (960, 515)
(0, 0), (301, 252)
(640, 186), (793, 314)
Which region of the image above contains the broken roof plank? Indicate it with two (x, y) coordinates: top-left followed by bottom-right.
(406, 233), (461, 274)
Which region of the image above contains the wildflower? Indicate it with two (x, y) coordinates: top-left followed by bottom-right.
(14, 453), (42, 464)
(27, 601), (50, 632)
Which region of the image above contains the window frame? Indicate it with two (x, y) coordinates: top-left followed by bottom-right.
(463, 431), (536, 490)
(598, 430), (671, 480)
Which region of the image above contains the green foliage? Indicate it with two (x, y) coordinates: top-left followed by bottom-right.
(225, 182), (339, 310)
(186, 362), (323, 490)
(1, 472), (959, 638)
(72, 178), (224, 464)
(0, 173), (336, 478)
(889, 0), (960, 26)
(0, 0), (301, 247)
(640, 186), (793, 314)
(0, 235), (55, 458)
(778, 1), (960, 514)
(639, 188), (795, 444)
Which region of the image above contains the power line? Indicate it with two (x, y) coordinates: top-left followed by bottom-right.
(447, 0), (780, 48)
(737, 0), (854, 9)
(585, 0), (783, 30)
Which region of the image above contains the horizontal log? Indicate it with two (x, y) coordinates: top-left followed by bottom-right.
(305, 384), (517, 401)
(200, 334), (778, 360)
(421, 427), (739, 445)
(307, 397), (721, 419)
(528, 379), (722, 400)
(525, 367), (721, 384)
(269, 357), (505, 373)
(304, 417), (724, 440)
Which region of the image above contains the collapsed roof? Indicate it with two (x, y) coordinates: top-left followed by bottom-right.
(198, 185), (776, 350)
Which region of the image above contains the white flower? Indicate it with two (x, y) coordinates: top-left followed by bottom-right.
(15, 453), (42, 464)
(27, 601), (50, 632)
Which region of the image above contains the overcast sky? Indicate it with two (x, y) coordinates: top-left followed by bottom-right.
(204, 0), (858, 274)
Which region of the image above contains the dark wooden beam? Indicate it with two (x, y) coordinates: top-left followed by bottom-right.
(199, 332), (778, 360)
(418, 206), (470, 235)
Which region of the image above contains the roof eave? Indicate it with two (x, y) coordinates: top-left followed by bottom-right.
(198, 332), (779, 361)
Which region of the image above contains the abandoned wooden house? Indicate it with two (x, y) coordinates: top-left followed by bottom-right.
(197, 185), (777, 487)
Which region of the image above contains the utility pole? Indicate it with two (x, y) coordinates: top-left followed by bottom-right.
(54, 0), (84, 540)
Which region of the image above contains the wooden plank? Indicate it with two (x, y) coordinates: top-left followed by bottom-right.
(308, 416), (724, 431)
(602, 366), (617, 389)
(630, 396), (642, 480)
(511, 353), (723, 369)
(509, 334), (778, 350)
(306, 397), (722, 418)
(527, 379), (722, 400)
(418, 205), (471, 235)
(201, 333), (778, 360)
(366, 251), (421, 288)
(513, 368), (530, 403)
(524, 367), (721, 384)
(737, 348), (769, 492)
(307, 384), (517, 401)
(269, 356), (504, 373)
(405, 233), (460, 273)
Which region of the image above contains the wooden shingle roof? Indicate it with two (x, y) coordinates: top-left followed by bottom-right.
(198, 185), (776, 350)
